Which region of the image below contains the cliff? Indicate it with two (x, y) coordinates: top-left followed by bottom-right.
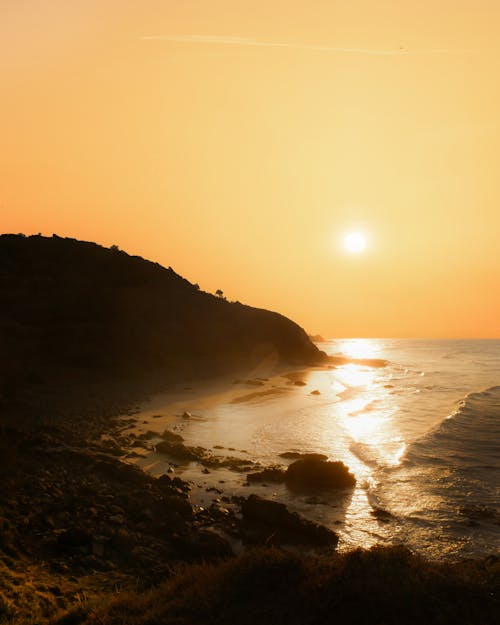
(0, 234), (325, 398)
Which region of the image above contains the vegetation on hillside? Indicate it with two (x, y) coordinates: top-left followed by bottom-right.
(52, 546), (500, 625)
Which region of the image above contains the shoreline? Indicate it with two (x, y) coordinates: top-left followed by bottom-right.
(117, 362), (499, 562)
(1, 365), (499, 623)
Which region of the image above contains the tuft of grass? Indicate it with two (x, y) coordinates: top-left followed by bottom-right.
(50, 546), (499, 625)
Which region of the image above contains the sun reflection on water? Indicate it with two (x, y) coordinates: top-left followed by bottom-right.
(334, 364), (374, 389)
(324, 355), (407, 547)
(325, 358), (406, 471)
(343, 412), (381, 442)
(335, 338), (382, 360)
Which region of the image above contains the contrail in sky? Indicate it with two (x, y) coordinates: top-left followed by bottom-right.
(139, 34), (477, 56)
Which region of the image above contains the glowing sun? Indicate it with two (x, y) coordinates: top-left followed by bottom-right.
(344, 232), (367, 254)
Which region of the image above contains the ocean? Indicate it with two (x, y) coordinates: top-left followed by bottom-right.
(131, 338), (500, 560)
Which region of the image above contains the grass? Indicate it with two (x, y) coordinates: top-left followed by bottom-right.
(0, 554), (133, 625)
(48, 546), (500, 625)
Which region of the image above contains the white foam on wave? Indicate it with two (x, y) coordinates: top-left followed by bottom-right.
(404, 384), (500, 466)
(349, 441), (381, 468)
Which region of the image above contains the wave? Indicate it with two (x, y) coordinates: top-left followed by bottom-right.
(404, 385), (500, 470)
(348, 399), (379, 416)
(349, 441), (382, 468)
(336, 386), (360, 401)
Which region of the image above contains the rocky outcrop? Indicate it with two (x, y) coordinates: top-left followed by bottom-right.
(0, 426), (236, 582)
(154, 429), (205, 461)
(246, 455), (356, 492)
(285, 457), (356, 492)
(239, 494), (338, 547)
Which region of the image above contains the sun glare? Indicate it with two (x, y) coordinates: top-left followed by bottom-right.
(344, 232), (367, 254)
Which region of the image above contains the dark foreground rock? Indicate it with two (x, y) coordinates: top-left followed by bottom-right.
(239, 494), (338, 547)
(0, 426), (233, 581)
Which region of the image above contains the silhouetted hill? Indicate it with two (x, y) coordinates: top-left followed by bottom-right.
(0, 234), (325, 398)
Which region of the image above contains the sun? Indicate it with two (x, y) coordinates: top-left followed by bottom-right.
(344, 231), (367, 254)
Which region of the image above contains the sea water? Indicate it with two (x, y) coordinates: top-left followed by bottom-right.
(133, 339), (500, 560)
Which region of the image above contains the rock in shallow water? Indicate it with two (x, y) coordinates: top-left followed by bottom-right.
(246, 456), (355, 493)
(278, 452), (328, 461)
(285, 457), (356, 492)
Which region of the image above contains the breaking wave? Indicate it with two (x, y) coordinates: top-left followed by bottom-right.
(405, 385), (500, 470)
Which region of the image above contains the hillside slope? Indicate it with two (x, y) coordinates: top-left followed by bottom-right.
(0, 234), (325, 398)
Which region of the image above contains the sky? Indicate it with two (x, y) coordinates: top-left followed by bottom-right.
(1, 1), (500, 338)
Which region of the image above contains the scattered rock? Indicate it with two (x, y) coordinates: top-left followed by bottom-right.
(247, 467), (286, 483)
(279, 452), (328, 461)
(201, 455), (255, 472)
(161, 429), (184, 443)
(162, 495), (193, 521)
(139, 430), (161, 440)
(125, 451), (143, 459)
(155, 440), (205, 462)
(370, 508), (394, 522)
(100, 439), (123, 456)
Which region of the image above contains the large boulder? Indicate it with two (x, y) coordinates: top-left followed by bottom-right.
(285, 457), (355, 492)
(239, 494), (338, 547)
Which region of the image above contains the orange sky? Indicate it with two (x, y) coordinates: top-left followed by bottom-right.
(1, 1), (499, 338)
